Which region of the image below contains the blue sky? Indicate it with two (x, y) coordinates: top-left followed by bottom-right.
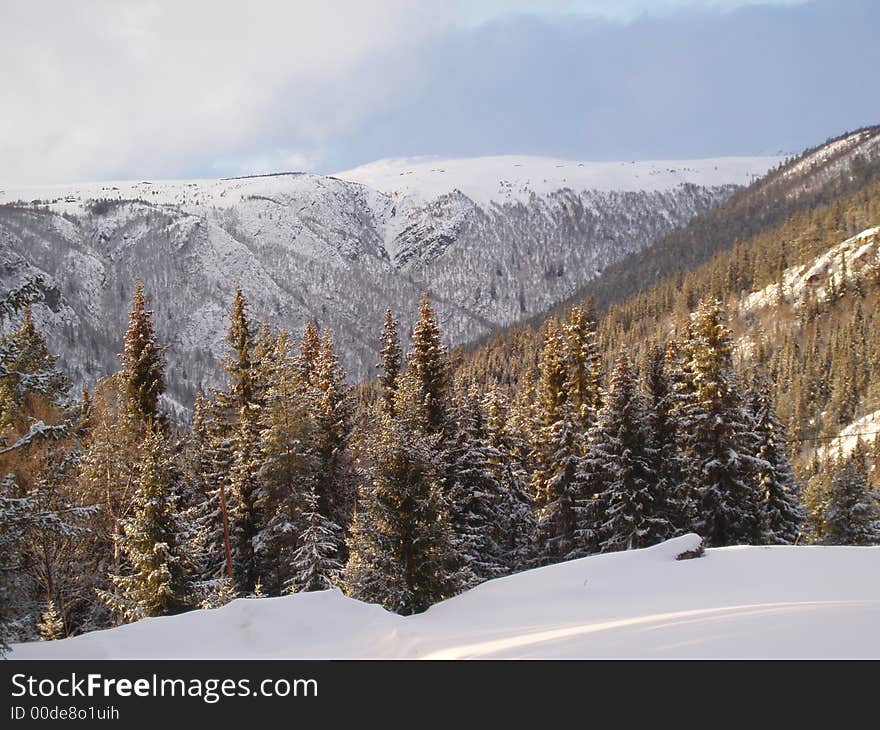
(1, 0), (877, 183)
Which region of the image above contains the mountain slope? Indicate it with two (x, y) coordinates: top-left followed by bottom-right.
(0, 156), (772, 411)
(555, 125), (880, 316)
(10, 534), (880, 659)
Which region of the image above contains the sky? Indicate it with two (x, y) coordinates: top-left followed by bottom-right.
(0, 0), (877, 184)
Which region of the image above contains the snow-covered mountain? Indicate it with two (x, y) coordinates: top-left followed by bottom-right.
(11, 534), (880, 659)
(0, 155), (778, 412)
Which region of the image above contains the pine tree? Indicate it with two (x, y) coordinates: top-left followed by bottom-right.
(562, 301), (601, 430)
(532, 320), (588, 563)
(590, 355), (667, 551)
(342, 411), (461, 615)
(397, 295), (450, 438)
(198, 577), (237, 610)
(446, 385), (507, 586)
(535, 400), (586, 563)
(223, 287), (255, 410)
(286, 487), (341, 593)
(311, 332), (354, 528)
(824, 444), (880, 545)
(37, 598), (65, 640)
(255, 333), (314, 594)
(228, 405), (262, 594)
(378, 308), (402, 417)
(643, 346), (688, 533)
(749, 374), (804, 544)
(0, 305), (68, 428)
(102, 429), (189, 621)
(681, 299), (763, 546)
(482, 388), (535, 572)
(119, 280), (165, 428)
(296, 321), (321, 387)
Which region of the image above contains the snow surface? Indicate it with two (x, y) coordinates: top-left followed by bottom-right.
(824, 409), (880, 463)
(741, 226), (880, 315)
(11, 534), (880, 659)
(334, 155), (781, 207)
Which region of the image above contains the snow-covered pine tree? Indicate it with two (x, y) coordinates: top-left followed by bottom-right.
(378, 307), (402, 417)
(532, 319), (588, 564)
(228, 404), (262, 595)
(118, 279), (165, 430)
(535, 399), (586, 563)
(311, 332), (354, 532)
(642, 346), (688, 535)
(397, 295), (451, 439)
(286, 487), (341, 593)
(0, 305), (69, 429)
(101, 429), (189, 621)
(824, 442), (880, 545)
(446, 384), (507, 587)
(662, 339), (698, 528)
(482, 387), (535, 573)
(681, 299), (764, 547)
(562, 301), (602, 431)
(802, 462), (831, 543)
(587, 355), (666, 551)
(37, 599), (65, 641)
(256, 330), (315, 593)
(296, 320), (321, 388)
(202, 287), (267, 595)
(342, 410), (461, 615)
(748, 373), (804, 544)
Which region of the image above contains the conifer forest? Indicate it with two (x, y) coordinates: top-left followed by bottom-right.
(2, 161), (879, 652)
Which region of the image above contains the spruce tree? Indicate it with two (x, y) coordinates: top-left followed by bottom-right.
(682, 299), (763, 546)
(562, 301), (601, 431)
(446, 385), (507, 586)
(38, 599), (65, 640)
(378, 307), (402, 417)
(342, 411), (461, 615)
(228, 405), (262, 594)
(0, 306), (68, 428)
(119, 280), (165, 428)
(589, 355), (667, 551)
(311, 332), (354, 528)
(535, 400), (586, 563)
(749, 374), (804, 544)
(102, 429), (189, 621)
(532, 320), (588, 563)
(286, 487), (341, 593)
(223, 287), (255, 410)
(824, 444), (880, 545)
(482, 387), (535, 572)
(296, 321), (321, 387)
(398, 295), (450, 438)
(643, 346), (688, 533)
(256, 332), (314, 593)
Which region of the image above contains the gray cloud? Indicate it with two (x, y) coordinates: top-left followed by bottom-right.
(0, 0), (874, 184)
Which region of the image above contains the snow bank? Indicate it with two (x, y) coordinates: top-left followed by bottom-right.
(12, 534), (880, 659)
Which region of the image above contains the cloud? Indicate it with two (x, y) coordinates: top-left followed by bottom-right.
(0, 0), (456, 183)
(0, 0), (871, 184)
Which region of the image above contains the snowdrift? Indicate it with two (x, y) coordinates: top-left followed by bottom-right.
(11, 535), (880, 659)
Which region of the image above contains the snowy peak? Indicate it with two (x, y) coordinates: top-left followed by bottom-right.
(335, 154), (782, 207)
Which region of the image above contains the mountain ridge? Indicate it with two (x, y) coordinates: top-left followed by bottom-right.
(0, 155), (773, 412)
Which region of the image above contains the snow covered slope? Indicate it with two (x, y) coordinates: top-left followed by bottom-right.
(336, 154), (778, 207)
(11, 535), (880, 659)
